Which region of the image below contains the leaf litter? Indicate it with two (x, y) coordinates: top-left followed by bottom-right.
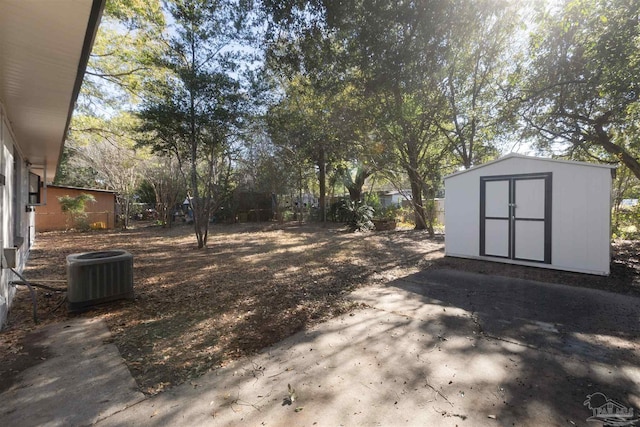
(1, 222), (638, 396)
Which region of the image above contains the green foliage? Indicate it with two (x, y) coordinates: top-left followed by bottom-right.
(328, 200), (348, 223)
(339, 200), (374, 232)
(136, 180), (157, 205)
(375, 204), (401, 221)
(265, 0), (512, 234)
(58, 193), (96, 213)
(266, 74), (365, 222)
(282, 209), (296, 222)
(235, 122), (295, 195)
(145, 156), (187, 226)
(335, 164), (373, 202)
(437, 0), (519, 168)
(396, 206), (416, 227)
(612, 204), (640, 240)
(138, 0), (253, 248)
(104, 0), (165, 30)
(54, 146), (99, 188)
(364, 192), (382, 214)
(58, 194), (96, 231)
(522, 0), (640, 177)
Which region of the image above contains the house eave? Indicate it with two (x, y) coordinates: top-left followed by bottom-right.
(0, 0), (105, 180)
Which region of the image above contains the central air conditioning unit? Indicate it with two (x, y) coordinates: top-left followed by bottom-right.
(67, 250), (134, 312)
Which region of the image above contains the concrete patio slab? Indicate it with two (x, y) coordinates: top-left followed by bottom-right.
(3, 269), (640, 426)
(97, 270), (640, 427)
(0, 318), (145, 427)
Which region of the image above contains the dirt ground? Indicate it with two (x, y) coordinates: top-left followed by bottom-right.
(2, 222), (639, 396)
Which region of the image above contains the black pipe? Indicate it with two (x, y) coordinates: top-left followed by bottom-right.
(9, 268), (38, 324)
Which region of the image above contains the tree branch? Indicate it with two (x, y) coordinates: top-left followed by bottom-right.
(85, 67), (151, 78)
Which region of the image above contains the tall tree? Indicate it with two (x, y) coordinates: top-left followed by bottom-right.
(369, 92), (453, 235)
(66, 112), (150, 228)
(335, 163), (373, 202)
(145, 156), (187, 226)
(437, 0), (518, 169)
(236, 121), (294, 195)
(60, 0), (166, 195)
(138, 0), (250, 248)
(331, 1), (455, 233)
(265, 1), (468, 233)
(267, 75), (349, 222)
(81, 0), (165, 110)
(521, 0), (640, 176)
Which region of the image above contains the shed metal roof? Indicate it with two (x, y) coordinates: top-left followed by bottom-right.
(444, 153), (617, 180)
(47, 184), (115, 194)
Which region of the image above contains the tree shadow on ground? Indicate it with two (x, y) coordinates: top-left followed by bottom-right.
(8, 223), (441, 395)
(381, 269), (640, 425)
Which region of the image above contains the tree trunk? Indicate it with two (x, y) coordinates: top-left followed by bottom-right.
(346, 167), (371, 202)
(123, 197), (130, 229)
(404, 132), (428, 231)
(189, 147), (207, 248)
(408, 170), (428, 231)
(347, 187), (360, 202)
(190, 161), (206, 248)
(297, 165), (303, 223)
(594, 123), (640, 180)
(423, 185), (436, 238)
(318, 147), (327, 223)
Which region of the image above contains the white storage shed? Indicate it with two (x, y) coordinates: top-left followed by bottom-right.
(444, 154), (615, 275)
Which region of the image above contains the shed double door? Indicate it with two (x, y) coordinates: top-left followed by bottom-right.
(480, 173), (552, 264)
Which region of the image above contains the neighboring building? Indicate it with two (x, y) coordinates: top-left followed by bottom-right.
(620, 199), (638, 208)
(373, 190), (444, 225)
(0, 0), (105, 325)
(35, 185), (116, 231)
(377, 190), (411, 208)
(444, 154), (615, 275)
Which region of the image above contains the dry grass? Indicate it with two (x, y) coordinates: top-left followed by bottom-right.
(2, 222), (639, 395)
(3, 222), (441, 394)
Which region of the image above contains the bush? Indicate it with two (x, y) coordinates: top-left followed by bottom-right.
(613, 204), (640, 239)
(339, 200), (374, 232)
(58, 193), (96, 231)
(282, 209), (296, 222)
(375, 204), (401, 220)
(364, 192), (382, 213)
(329, 200), (349, 222)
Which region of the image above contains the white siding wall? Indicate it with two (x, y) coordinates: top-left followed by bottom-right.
(0, 107), (34, 326)
(445, 177), (481, 257)
(444, 156), (613, 275)
(0, 113), (14, 325)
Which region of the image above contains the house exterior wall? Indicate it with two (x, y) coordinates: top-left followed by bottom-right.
(0, 105), (35, 325)
(444, 155), (613, 275)
(35, 186), (116, 231)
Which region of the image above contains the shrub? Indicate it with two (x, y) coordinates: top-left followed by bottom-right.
(364, 192), (382, 213)
(329, 200), (350, 222)
(613, 204), (640, 239)
(339, 200), (374, 232)
(375, 204), (401, 221)
(58, 193), (96, 231)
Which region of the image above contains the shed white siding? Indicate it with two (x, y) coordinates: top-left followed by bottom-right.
(444, 154), (614, 276)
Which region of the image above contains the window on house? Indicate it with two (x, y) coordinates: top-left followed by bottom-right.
(28, 172), (40, 204)
(13, 153), (24, 248)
